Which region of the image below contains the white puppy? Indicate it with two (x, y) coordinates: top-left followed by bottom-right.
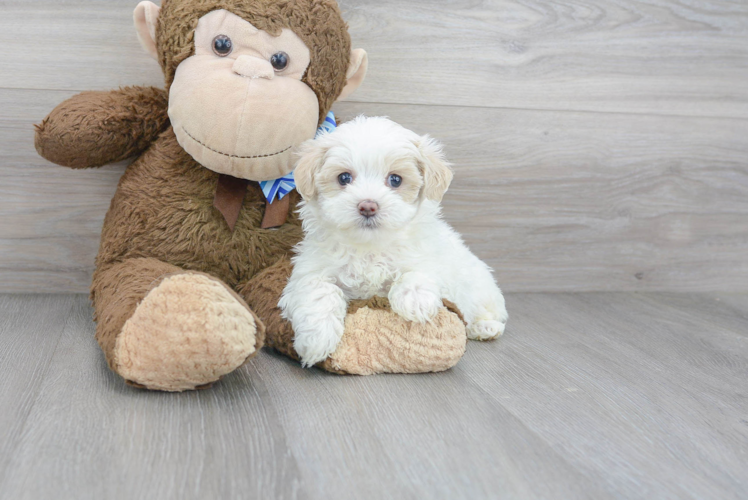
(279, 116), (508, 367)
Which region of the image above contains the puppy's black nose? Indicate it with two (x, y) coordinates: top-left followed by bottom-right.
(358, 200), (379, 218)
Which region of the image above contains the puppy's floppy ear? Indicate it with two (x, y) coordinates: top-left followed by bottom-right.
(294, 139), (327, 200)
(415, 136), (453, 202)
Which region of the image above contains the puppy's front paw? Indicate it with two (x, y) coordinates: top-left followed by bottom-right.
(467, 301), (508, 340)
(389, 274), (442, 324)
(294, 315), (345, 367)
(467, 319), (505, 340)
(282, 281), (347, 368)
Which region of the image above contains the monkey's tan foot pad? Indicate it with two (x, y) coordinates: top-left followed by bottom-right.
(319, 298), (467, 376)
(113, 273), (261, 392)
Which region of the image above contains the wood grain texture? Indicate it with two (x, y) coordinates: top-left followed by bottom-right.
(462, 292), (748, 499)
(340, 0), (748, 117)
(245, 352), (610, 500)
(0, 295), (303, 500)
(1, 0), (747, 117)
(0, 1), (746, 292)
(0, 89), (124, 292)
(335, 103), (748, 293)
(0, 292), (746, 499)
(2, 87), (746, 292)
(0, 295), (74, 484)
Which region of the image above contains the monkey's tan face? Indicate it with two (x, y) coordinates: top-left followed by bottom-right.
(169, 10), (320, 181)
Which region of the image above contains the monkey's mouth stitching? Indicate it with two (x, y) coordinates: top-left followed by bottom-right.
(182, 127), (292, 159)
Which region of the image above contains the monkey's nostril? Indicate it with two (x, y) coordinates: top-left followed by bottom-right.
(358, 200), (379, 218)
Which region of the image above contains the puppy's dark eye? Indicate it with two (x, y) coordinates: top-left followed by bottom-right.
(270, 52), (289, 71)
(212, 35), (233, 56)
(338, 172), (353, 186)
(388, 174), (403, 188)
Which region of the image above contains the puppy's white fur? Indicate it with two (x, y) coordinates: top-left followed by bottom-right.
(280, 116), (508, 367)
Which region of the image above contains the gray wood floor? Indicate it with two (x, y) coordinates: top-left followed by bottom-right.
(0, 293), (746, 500)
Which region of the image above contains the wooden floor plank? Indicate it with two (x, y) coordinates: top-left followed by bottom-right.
(0, 293), (746, 499)
(0, 295), (609, 500)
(3, 88), (747, 293)
(710, 293), (748, 318)
(460, 292), (748, 500)
(1, 1), (747, 118)
(340, 0), (748, 117)
(247, 351), (610, 500)
(0, 294), (74, 487)
(0, 295), (303, 500)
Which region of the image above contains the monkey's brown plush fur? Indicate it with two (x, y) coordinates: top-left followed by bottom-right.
(35, 87), (169, 169)
(34, 0), (466, 392)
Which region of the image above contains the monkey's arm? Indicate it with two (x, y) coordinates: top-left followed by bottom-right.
(34, 86), (169, 169)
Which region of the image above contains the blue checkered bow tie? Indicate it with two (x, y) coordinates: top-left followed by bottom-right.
(259, 111), (337, 204)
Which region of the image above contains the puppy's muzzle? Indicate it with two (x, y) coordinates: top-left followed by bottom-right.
(358, 200), (379, 219)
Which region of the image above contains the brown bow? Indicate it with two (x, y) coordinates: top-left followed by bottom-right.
(213, 174), (290, 231)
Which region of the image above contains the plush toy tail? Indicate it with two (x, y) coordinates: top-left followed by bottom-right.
(35, 86), (169, 169)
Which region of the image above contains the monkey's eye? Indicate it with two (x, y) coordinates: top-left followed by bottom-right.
(212, 35), (233, 56)
(338, 172), (353, 186)
(270, 52), (289, 71)
(388, 174), (403, 188)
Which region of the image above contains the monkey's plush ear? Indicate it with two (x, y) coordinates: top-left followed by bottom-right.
(294, 140), (328, 200)
(134, 1), (161, 61)
(416, 136), (454, 202)
(337, 49), (368, 101)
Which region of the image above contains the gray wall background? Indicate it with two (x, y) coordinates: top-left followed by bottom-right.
(1, 0), (746, 293)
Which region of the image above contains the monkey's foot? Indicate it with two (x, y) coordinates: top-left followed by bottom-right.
(319, 298), (467, 375)
(113, 273), (262, 392)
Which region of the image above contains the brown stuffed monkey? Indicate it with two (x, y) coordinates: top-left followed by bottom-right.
(34, 0), (466, 392)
